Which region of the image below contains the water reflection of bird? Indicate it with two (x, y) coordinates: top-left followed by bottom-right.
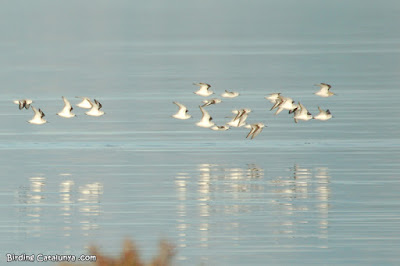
(172, 162), (331, 250)
(269, 164), (331, 240)
(247, 164), (264, 179)
(291, 164), (312, 180)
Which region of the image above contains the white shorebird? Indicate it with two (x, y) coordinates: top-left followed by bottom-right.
(211, 125), (230, 131)
(172, 102), (191, 120)
(265, 93), (281, 103)
(245, 123), (265, 139)
(86, 99), (105, 117)
(293, 102), (312, 123)
(196, 106), (215, 128)
(193, 83), (214, 97)
(270, 97), (283, 111)
(28, 106), (47, 125)
(57, 96), (76, 118)
(236, 108), (251, 126)
(272, 96), (298, 115)
(13, 99), (33, 110)
(226, 117), (240, 127)
(314, 83), (335, 97)
(221, 90), (239, 98)
(313, 107), (333, 121)
(75, 97), (93, 109)
(227, 109), (251, 127)
(201, 98), (222, 107)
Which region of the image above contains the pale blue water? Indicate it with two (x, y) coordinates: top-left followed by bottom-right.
(1, 1), (400, 265)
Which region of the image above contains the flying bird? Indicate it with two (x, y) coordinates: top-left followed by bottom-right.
(201, 98), (222, 107)
(14, 99), (33, 110)
(211, 125), (230, 131)
(227, 109), (251, 127)
(293, 102), (312, 123)
(172, 102), (191, 120)
(314, 83), (335, 97)
(75, 97), (93, 109)
(193, 83), (214, 97)
(271, 96), (298, 115)
(196, 105), (215, 128)
(313, 107), (333, 121)
(221, 90), (239, 98)
(86, 99), (105, 117)
(57, 96), (76, 118)
(246, 123), (265, 139)
(28, 106), (47, 125)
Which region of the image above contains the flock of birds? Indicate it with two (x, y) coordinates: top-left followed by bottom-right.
(13, 97), (105, 124)
(172, 82), (335, 139)
(14, 83), (334, 135)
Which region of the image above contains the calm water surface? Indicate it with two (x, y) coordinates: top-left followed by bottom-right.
(1, 1), (400, 265)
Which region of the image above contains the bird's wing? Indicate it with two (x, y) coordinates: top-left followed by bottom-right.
(199, 106), (211, 120)
(321, 83), (331, 90)
(94, 99), (102, 110)
(195, 83), (211, 93)
(173, 101), (187, 111)
(275, 107), (284, 115)
(252, 125), (264, 139)
(270, 99), (282, 110)
(39, 109), (45, 118)
(299, 102), (308, 114)
(233, 109), (243, 121)
(62, 96), (72, 109)
(246, 125), (256, 139)
(31, 106), (40, 118)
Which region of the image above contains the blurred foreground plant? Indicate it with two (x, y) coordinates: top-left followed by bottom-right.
(60, 239), (175, 266)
